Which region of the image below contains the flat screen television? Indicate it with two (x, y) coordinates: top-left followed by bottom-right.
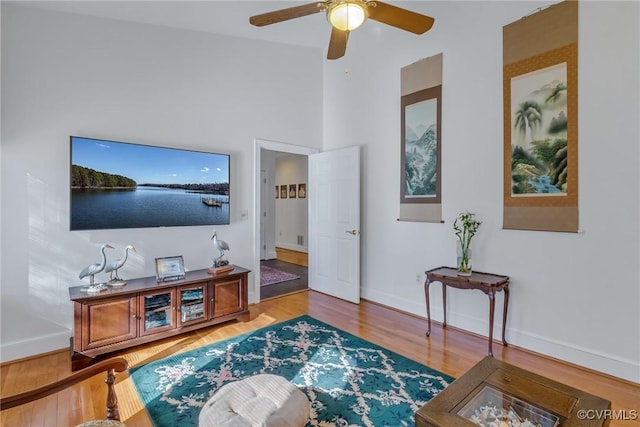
(70, 136), (230, 230)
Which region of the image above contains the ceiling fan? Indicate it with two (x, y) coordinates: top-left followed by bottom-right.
(249, 0), (435, 60)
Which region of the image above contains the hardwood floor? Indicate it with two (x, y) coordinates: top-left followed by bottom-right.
(1, 291), (638, 427)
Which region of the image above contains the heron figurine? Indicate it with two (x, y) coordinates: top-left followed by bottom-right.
(211, 230), (230, 267)
(79, 244), (114, 286)
(104, 245), (136, 286)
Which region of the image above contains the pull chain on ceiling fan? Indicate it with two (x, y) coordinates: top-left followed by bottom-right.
(249, 0), (435, 60)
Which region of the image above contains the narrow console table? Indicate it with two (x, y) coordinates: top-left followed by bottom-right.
(69, 265), (250, 370)
(424, 266), (509, 357)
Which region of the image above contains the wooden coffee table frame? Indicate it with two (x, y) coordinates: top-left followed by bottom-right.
(415, 356), (612, 427)
(425, 267), (509, 356)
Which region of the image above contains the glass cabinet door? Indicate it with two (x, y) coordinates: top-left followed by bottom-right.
(178, 285), (207, 326)
(140, 289), (176, 335)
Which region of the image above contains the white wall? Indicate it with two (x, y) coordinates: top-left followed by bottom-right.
(2, 1), (638, 384)
(323, 1), (639, 382)
(275, 153), (309, 252)
(0, 4), (322, 361)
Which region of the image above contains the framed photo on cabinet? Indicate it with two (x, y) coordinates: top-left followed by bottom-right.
(155, 255), (185, 282)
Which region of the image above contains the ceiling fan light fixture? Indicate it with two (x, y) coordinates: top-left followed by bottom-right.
(328, 2), (367, 32)
(249, 1), (435, 60)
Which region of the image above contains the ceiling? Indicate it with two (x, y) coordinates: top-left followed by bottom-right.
(8, 1), (438, 54)
(7, 1), (350, 49)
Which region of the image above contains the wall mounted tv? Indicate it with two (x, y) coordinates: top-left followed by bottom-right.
(70, 136), (230, 230)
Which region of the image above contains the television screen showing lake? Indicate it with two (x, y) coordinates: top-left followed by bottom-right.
(71, 187), (230, 230)
(70, 136), (230, 230)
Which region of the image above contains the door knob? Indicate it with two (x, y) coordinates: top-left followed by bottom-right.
(345, 229), (359, 235)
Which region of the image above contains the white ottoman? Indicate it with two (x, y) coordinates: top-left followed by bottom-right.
(198, 374), (310, 427)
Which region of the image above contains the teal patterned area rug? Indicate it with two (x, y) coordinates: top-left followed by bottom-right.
(130, 315), (454, 427)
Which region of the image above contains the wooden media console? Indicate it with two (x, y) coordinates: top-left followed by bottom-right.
(69, 265), (250, 370)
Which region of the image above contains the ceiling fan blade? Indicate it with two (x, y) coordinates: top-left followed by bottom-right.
(249, 2), (322, 27)
(367, 1), (435, 34)
(327, 27), (349, 60)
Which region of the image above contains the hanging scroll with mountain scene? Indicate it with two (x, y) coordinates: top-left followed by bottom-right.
(399, 53), (443, 223)
(503, 0), (578, 232)
(402, 87), (441, 201)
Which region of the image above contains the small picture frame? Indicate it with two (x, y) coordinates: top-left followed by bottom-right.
(275, 185), (279, 199)
(280, 184), (288, 199)
(298, 183), (307, 198)
(155, 255), (185, 282)
(289, 184), (297, 198)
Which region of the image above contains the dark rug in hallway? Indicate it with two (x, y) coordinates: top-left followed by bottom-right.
(260, 264), (300, 286)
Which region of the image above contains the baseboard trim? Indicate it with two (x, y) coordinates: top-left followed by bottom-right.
(0, 330), (71, 364)
(275, 242), (308, 253)
(362, 287), (640, 383)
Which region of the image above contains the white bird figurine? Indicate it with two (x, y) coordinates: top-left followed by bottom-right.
(104, 245), (136, 285)
(211, 230), (230, 267)
(79, 244), (114, 285)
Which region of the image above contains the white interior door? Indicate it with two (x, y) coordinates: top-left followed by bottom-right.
(308, 146), (361, 303)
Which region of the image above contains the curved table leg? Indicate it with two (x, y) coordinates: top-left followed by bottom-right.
(488, 290), (495, 357)
(424, 279), (432, 336)
(442, 282), (447, 328)
(502, 286), (509, 346)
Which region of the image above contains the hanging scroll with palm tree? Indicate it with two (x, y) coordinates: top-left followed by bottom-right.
(511, 64), (568, 195)
(503, 0), (578, 232)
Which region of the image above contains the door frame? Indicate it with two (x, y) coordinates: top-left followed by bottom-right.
(253, 138), (319, 304)
(260, 170), (267, 260)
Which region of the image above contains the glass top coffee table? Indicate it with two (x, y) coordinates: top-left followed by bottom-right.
(415, 357), (611, 427)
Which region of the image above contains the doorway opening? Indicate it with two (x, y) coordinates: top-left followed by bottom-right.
(254, 139), (318, 302)
(260, 248), (308, 300)
(260, 150), (308, 300)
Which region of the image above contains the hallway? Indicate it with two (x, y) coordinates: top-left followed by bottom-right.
(260, 248), (308, 300)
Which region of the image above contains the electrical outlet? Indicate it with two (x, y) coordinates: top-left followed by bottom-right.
(416, 273), (422, 283)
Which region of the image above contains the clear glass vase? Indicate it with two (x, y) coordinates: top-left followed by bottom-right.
(457, 241), (472, 276)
